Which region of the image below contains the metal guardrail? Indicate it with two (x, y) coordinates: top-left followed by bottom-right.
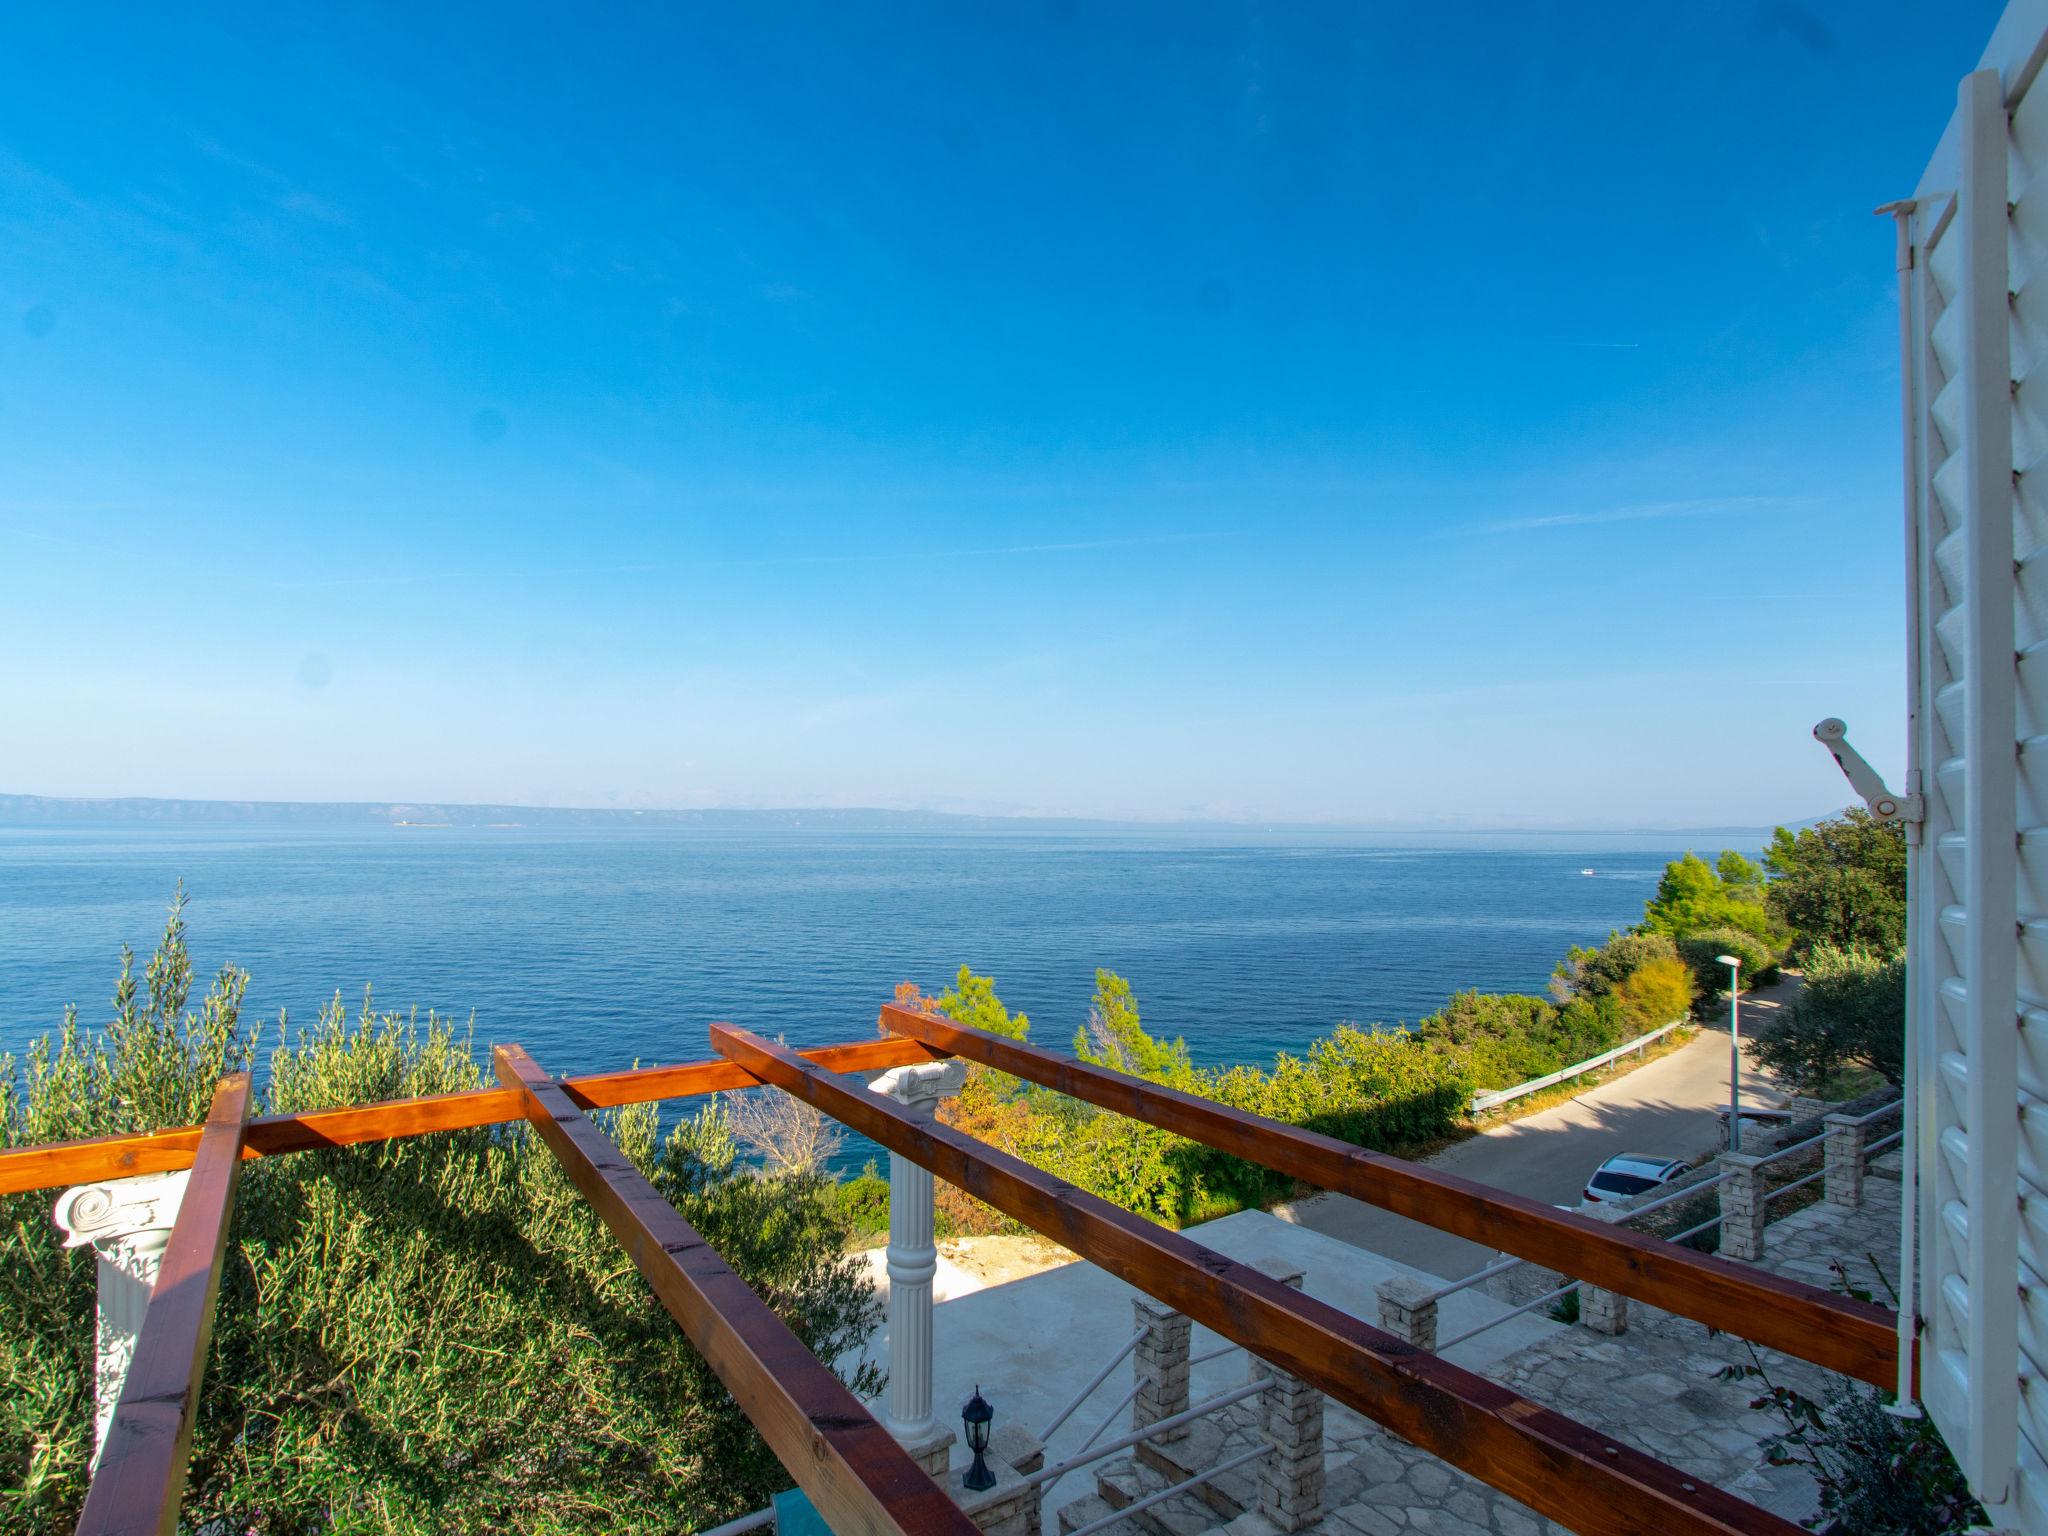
(1420, 1254), (1525, 1306)
(1764, 1167), (1827, 1204)
(1469, 1019), (1687, 1114)
(1038, 1326), (1147, 1441)
(1436, 1098), (1908, 1349)
(1061, 1444), (1272, 1536)
(1018, 1380), (1273, 1493)
(697, 1507), (774, 1536)
(1436, 1278), (1582, 1351)
(1077, 1379), (1145, 1453)
(1424, 1169), (1733, 1305)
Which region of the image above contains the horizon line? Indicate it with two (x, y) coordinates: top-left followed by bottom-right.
(0, 790), (1838, 839)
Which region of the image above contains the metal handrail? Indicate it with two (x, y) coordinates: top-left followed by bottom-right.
(1038, 1325), (1148, 1441)
(1864, 1129), (1904, 1157)
(1618, 1170), (1729, 1220)
(1060, 1444), (1273, 1536)
(1019, 1380), (1272, 1492)
(1077, 1380), (1145, 1453)
(1764, 1167), (1826, 1203)
(1434, 1278), (1580, 1352)
(1749, 1098), (1904, 1171)
(1666, 1212), (1723, 1244)
(1188, 1340), (1237, 1367)
(696, 1508), (774, 1536)
(1419, 1254), (1523, 1305)
(1750, 1129), (1828, 1168)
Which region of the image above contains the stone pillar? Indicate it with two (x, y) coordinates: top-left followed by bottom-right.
(1576, 1204), (1629, 1334)
(1374, 1275), (1439, 1350)
(869, 1058), (968, 1475)
(52, 1169), (192, 1464)
(1131, 1293), (1192, 1443)
(1246, 1260), (1321, 1532)
(1824, 1113), (1866, 1208)
(1578, 1283), (1628, 1335)
(1718, 1151), (1768, 1263)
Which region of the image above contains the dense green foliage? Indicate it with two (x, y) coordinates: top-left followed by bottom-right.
(1417, 990), (1606, 1088)
(1640, 850), (1775, 942)
(0, 900), (881, 1535)
(1765, 810), (1908, 959)
(1400, 929), (1694, 1092)
(1674, 926), (1781, 1000)
(1552, 931), (1681, 1003)
(927, 970), (1470, 1226)
(1751, 942), (1907, 1091)
(927, 933), (1691, 1227)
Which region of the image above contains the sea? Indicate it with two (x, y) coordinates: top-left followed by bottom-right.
(0, 825), (1718, 1080)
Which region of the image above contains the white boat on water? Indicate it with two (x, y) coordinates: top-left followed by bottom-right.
(1579, 868), (1595, 876)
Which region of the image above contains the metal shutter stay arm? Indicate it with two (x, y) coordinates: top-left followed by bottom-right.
(1811, 718), (1925, 841)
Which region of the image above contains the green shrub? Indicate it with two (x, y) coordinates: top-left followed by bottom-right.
(0, 898), (882, 1535)
(1676, 927), (1781, 1006)
(1612, 955), (1696, 1032)
(1751, 942), (1905, 1092)
(834, 1161), (893, 1240)
(1552, 931), (1680, 1003)
(1416, 989), (1631, 1091)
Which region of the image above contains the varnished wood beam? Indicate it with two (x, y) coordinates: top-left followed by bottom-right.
(877, 1001), (1899, 1388)
(492, 1044), (975, 1536)
(0, 1037), (944, 1197)
(75, 1073), (252, 1536)
(713, 1022), (1804, 1536)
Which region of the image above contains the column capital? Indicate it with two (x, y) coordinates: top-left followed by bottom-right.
(53, 1169), (191, 1255)
(869, 1058), (968, 1113)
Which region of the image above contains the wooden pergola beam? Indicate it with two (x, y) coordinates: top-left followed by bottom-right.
(75, 1072), (252, 1536)
(491, 1044), (975, 1536)
(877, 1001), (1899, 1388)
(710, 1023), (1803, 1536)
(0, 1037), (944, 1197)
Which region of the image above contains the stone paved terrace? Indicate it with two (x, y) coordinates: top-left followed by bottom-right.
(1054, 1164), (1907, 1536)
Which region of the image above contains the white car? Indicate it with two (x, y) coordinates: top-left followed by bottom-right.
(1580, 1153), (1688, 1207)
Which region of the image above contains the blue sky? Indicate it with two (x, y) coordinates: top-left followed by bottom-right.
(0, 2), (2005, 826)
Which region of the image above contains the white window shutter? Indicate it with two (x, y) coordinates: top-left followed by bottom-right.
(1908, 40), (2045, 1524)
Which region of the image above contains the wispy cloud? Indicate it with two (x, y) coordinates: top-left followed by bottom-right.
(1472, 494), (1809, 535)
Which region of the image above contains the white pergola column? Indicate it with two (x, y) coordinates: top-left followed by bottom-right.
(52, 1169), (192, 1465)
(867, 1058), (966, 1477)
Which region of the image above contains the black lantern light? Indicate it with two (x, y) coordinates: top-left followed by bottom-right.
(960, 1385), (996, 1491)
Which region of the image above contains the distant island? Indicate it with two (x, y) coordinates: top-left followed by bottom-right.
(0, 792), (1815, 837)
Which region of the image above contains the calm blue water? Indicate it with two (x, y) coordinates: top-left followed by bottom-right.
(0, 827), (1692, 1079)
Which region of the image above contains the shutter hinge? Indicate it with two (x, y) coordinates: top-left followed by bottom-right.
(1813, 719), (1925, 840)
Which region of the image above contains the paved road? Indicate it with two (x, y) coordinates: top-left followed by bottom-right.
(1277, 974), (1801, 1281)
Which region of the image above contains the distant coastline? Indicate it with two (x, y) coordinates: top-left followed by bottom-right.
(0, 791), (1820, 838)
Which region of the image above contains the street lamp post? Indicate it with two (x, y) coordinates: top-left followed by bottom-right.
(1717, 954), (1743, 1151)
